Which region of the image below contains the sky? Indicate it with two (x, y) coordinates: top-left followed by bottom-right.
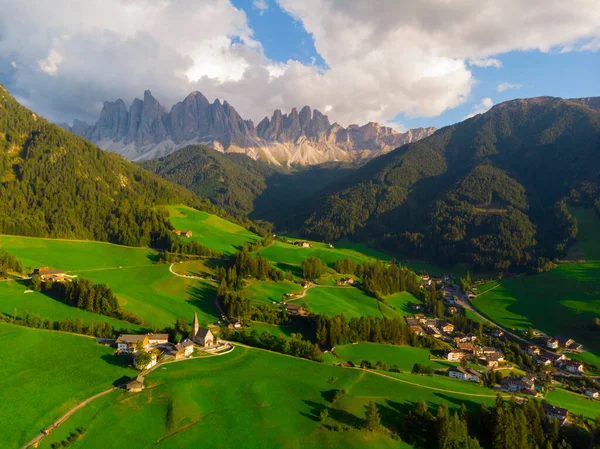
(0, 0), (598, 131)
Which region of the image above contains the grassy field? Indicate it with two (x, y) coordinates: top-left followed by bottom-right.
(167, 205), (259, 254)
(545, 387), (600, 421)
(0, 323), (137, 449)
(80, 265), (219, 329)
(384, 292), (421, 315)
(35, 346), (505, 449)
(0, 280), (142, 332)
(472, 209), (600, 355)
(333, 343), (455, 372)
(244, 280), (303, 305)
(302, 287), (401, 319)
(0, 235), (156, 271)
(248, 321), (293, 337)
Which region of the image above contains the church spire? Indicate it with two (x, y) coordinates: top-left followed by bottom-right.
(192, 312), (199, 338)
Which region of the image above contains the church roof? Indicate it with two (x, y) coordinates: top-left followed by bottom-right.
(196, 328), (211, 339)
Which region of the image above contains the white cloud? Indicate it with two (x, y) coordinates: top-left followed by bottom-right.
(464, 97), (494, 119)
(497, 82), (523, 92)
(10, 61), (17, 68)
(0, 0), (599, 126)
(469, 57), (502, 68)
(38, 49), (63, 75)
(253, 0), (268, 15)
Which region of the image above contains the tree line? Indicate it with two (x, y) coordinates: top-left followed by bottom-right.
(0, 310), (115, 338)
(0, 250), (24, 278)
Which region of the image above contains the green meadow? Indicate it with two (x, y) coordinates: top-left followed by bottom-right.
(0, 280), (141, 332)
(472, 209), (600, 355)
(167, 204), (259, 254)
(333, 343), (453, 372)
(80, 265), (219, 329)
(384, 292), (421, 315)
(244, 280), (303, 305)
(0, 323), (136, 449)
(0, 235), (156, 271)
(35, 346), (502, 449)
(545, 387), (600, 421)
(302, 286), (401, 319)
(248, 320), (293, 337)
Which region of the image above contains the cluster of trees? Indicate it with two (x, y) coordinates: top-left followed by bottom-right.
(217, 287), (250, 320)
(49, 427), (86, 449)
(314, 314), (447, 350)
(400, 396), (580, 449)
(1, 310), (115, 338)
(168, 237), (222, 258)
(0, 250), (24, 278)
(334, 258), (421, 297)
(219, 326), (322, 362)
(32, 277), (143, 325)
(302, 257), (327, 281)
(411, 363), (434, 375)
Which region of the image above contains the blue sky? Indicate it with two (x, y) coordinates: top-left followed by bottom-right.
(0, 0), (598, 129)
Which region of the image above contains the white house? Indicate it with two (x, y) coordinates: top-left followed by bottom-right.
(546, 338), (559, 349)
(174, 339), (195, 358)
(585, 389), (599, 399)
(446, 351), (463, 362)
(116, 334), (149, 353)
(563, 360), (584, 374)
(448, 367), (480, 382)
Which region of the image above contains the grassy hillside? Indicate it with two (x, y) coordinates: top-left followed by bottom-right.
(34, 346), (500, 449)
(0, 323), (136, 449)
(472, 208), (600, 354)
(302, 287), (401, 319)
(167, 204), (259, 254)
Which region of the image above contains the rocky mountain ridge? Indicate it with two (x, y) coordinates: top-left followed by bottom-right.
(64, 90), (435, 165)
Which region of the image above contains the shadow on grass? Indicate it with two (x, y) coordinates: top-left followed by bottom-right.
(274, 262), (303, 278)
(186, 283), (220, 322)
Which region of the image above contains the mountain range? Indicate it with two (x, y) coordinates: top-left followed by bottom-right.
(63, 90), (435, 165)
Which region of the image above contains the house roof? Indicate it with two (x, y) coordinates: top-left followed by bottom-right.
(543, 404), (568, 417)
(175, 339), (194, 350)
(449, 366), (468, 375)
(147, 333), (169, 340)
(116, 334), (147, 344)
(196, 328), (212, 339)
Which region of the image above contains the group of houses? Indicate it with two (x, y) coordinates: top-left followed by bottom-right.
(545, 336), (584, 352)
(528, 345), (585, 374)
(336, 277), (355, 286)
(501, 374), (537, 395)
(445, 343), (505, 368)
(172, 229), (193, 238)
(118, 313), (217, 375)
(448, 366), (481, 382)
(405, 314), (455, 339)
(33, 267), (67, 282)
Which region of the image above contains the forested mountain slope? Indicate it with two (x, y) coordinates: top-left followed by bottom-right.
(0, 84), (207, 247)
(302, 96), (600, 271)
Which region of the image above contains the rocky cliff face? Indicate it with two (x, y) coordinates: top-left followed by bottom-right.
(67, 90), (436, 165)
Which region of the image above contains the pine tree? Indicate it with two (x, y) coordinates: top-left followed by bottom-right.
(364, 401), (381, 431)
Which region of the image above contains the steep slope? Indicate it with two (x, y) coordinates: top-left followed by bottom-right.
(302, 96), (600, 271)
(0, 84), (206, 247)
(140, 144), (356, 226)
(65, 90), (435, 165)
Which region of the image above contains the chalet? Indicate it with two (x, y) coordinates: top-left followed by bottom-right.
(536, 356), (552, 367)
(448, 366), (480, 382)
(425, 326), (442, 339)
(409, 325), (425, 336)
(405, 317), (419, 327)
(133, 351), (158, 370)
(336, 361), (355, 368)
(147, 333), (169, 345)
(431, 277), (443, 285)
(481, 346), (498, 355)
(562, 360), (584, 374)
(174, 339), (195, 359)
(172, 230), (193, 238)
(448, 306), (458, 314)
(546, 338), (560, 349)
(556, 336), (574, 348)
(585, 389), (599, 399)
(283, 302), (301, 315)
(116, 334), (149, 353)
(527, 345), (541, 356)
(446, 351), (463, 362)
(441, 323), (455, 334)
(34, 267), (66, 281)
(465, 291), (475, 299)
(336, 277), (355, 285)
(503, 375), (535, 393)
(543, 404), (568, 425)
(295, 280), (310, 288)
(491, 329), (504, 338)
(480, 352), (504, 368)
(546, 353), (567, 364)
(455, 335), (477, 343)
(295, 241), (311, 248)
(126, 375), (145, 393)
(458, 343), (475, 354)
(569, 342), (584, 351)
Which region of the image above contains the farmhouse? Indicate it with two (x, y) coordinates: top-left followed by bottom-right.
(409, 325), (425, 336)
(543, 404), (569, 425)
(448, 366), (480, 382)
(465, 291), (475, 299)
(569, 342), (584, 351)
(536, 357), (552, 367)
(116, 334), (149, 353)
(445, 351), (463, 362)
(585, 389), (599, 399)
(458, 343), (475, 354)
(295, 241), (311, 248)
(126, 375), (145, 393)
(414, 314), (426, 323)
(172, 229), (193, 238)
(147, 333), (169, 345)
(527, 345), (541, 356)
(441, 323), (454, 334)
(502, 375), (535, 393)
(562, 360), (584, 374)
(34, 267), (66, 281)
(546, 353), (567, 364)
(174, 339), (195, 359)
(546, 338), (560, 349)
(480, 352), (504, 368)
(283, 302), (301, 315)
(295, 280), (310, 289)
(133, 351), (157, 370)
(556, 336), (574, 348)
(405, 317), (419, 327)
